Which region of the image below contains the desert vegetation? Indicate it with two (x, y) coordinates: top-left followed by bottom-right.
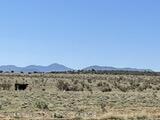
(0, 73), (160, 119)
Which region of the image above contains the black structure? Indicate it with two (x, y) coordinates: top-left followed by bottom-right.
(15, 83), (28, 91)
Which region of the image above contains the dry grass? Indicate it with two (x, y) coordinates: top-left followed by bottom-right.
(0, 73), (160, 119)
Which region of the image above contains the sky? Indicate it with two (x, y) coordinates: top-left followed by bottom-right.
(0, 0), (160, 71)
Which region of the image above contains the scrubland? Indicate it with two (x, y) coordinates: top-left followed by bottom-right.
(0, 73), (160, 120)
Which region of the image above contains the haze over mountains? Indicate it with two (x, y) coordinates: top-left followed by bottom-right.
(0, 63), (152, 72)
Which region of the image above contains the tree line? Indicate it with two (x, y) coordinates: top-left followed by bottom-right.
(0, 69), (160, 76)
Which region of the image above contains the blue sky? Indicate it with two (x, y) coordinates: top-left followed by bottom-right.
(0, 0), (160, 71)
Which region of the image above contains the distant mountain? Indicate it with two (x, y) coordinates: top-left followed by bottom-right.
(0, 64), (153, 73)
(0, 65), (22, 72)
(83, 65), (152, 72)
(0, 63), (73, 72)
(45, 63), (72, 72)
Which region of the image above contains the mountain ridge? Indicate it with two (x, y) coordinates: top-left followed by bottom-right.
(0, 64), (153, 72)
(0, 63), (72, 72)
(83, 65), (153, 72)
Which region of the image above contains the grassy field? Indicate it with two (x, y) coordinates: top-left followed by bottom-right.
(0, 73), (160, 119)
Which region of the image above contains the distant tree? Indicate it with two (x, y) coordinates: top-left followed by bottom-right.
(0, 70), (3, 73)
(11, 70), (14, 73)
(91, 69), (96, 74)
(33, 71), (38, 74)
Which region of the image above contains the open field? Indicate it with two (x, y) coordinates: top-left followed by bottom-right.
(0, 73), (160, 119)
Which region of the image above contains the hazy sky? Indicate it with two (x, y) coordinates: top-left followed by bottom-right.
(0, 0), (160, 71)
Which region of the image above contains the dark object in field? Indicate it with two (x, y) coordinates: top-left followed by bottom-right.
(15, 83), (28, 90)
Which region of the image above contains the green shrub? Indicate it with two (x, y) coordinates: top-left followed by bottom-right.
(56, 80), (70, 91)
(87, 79), (92, 83)
(101, 87), (112, 92)
(97, 82), (106, 87)
(56, 80), (83, 91)
(97, 82), (112, 92)
(54, 113), (64, 118)
(0, 83), (12, 90)
(137, 83), (151, 91)
(136, 115), (148, 120)
(0, 102), (2, 110)
(117, 86), (128, 92)
(100, 102), (107, 112)
(34, 100), (48, 110)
